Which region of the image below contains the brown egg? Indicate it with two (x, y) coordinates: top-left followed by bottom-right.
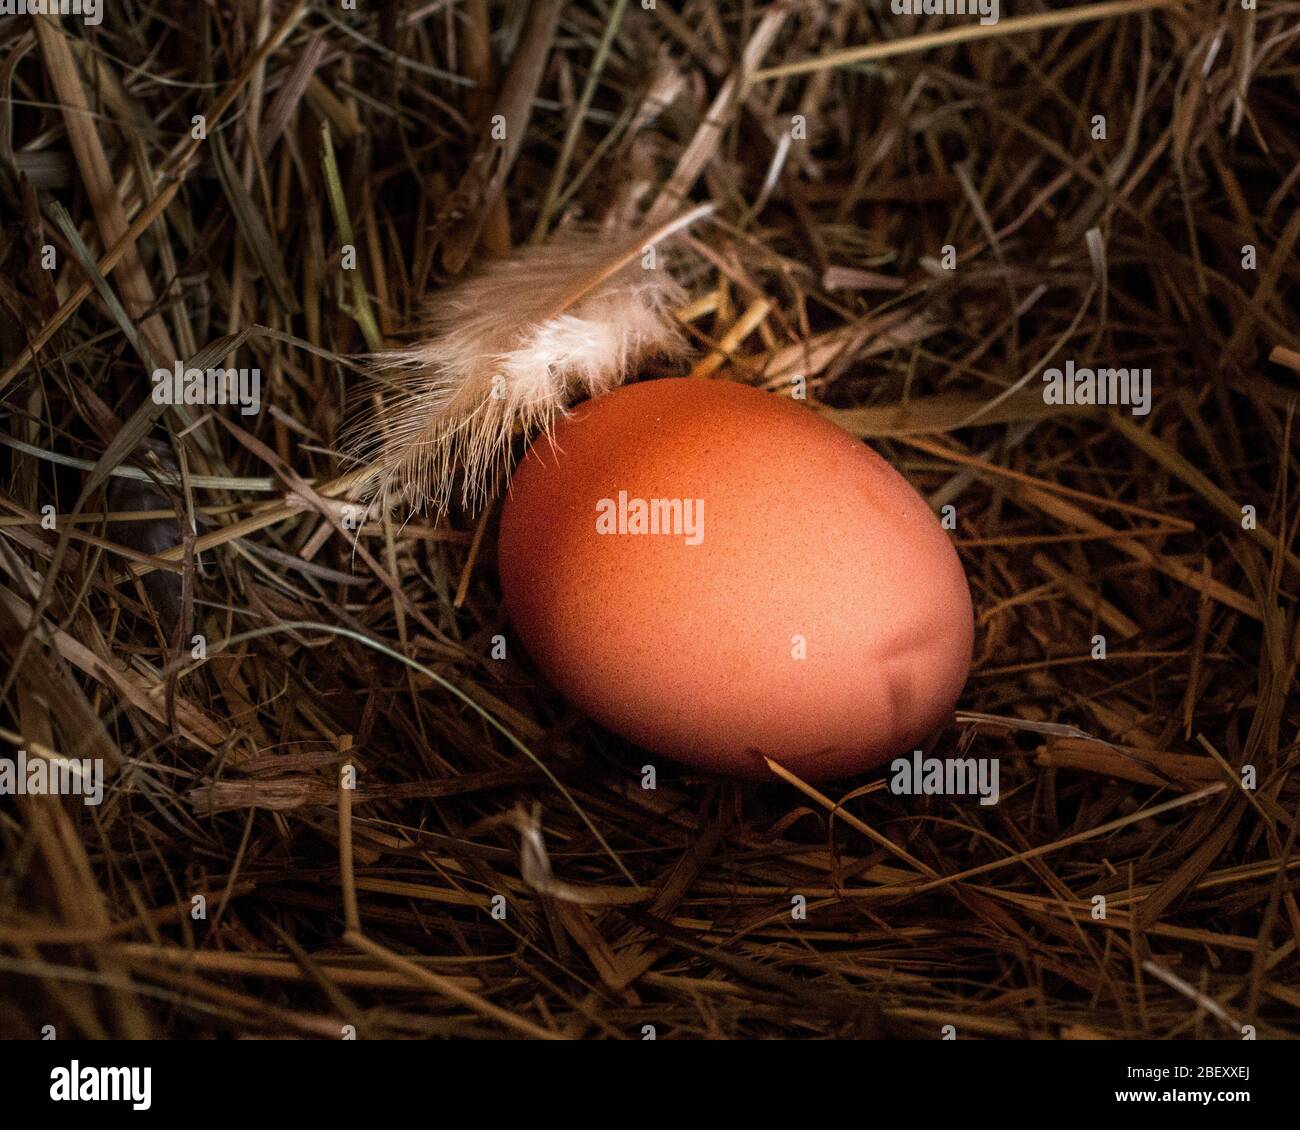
(497, 378), (974, 780)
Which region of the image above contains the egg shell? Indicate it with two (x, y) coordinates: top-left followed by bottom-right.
(497, 378), (974, 780)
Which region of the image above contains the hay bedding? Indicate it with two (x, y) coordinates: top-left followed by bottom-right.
(0, 0), (1296, 1040)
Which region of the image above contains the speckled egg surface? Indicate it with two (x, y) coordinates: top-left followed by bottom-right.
(497, 378), (974, 780)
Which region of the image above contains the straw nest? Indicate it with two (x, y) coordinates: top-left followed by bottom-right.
(0, 1), (1297, 1039)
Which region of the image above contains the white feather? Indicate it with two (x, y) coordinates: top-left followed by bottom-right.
(349, 207), (711, 514)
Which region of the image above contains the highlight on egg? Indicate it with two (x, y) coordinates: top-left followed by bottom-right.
(497, 378), (974, 781)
